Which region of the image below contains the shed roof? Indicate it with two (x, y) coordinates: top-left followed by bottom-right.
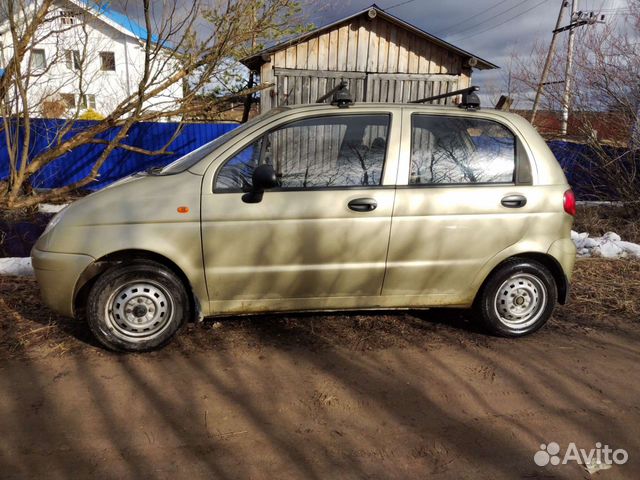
(242, 4), (498, 71)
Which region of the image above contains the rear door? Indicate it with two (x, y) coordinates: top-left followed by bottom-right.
(201, 109), (401, 313)
(383, 109), (536, 301)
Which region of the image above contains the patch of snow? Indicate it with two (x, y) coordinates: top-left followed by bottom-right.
(38, 203), (68, 214)
(0, 257), (34, 276)
(572, 230), (640, 259)
(601, 231), (621, 242)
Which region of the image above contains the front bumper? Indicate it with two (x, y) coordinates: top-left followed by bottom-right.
(31, 248), (95, 318)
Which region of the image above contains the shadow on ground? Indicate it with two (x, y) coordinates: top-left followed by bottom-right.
(1, 260), (639, 478)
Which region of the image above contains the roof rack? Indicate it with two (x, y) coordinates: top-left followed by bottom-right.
(316, 81), (354, 108)
(411, 85), (481, 110)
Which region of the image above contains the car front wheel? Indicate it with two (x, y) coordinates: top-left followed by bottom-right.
(475, 259), (557, 337)
(86, 260), (189, 352)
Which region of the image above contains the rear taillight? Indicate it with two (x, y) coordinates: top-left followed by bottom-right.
(563, 189), (576, 216)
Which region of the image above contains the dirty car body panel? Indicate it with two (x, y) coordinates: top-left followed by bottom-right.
(32, 101), (575, 350)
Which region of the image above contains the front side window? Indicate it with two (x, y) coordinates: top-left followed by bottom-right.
(215, 114), (390, 191)
(410, 115), (516, 185)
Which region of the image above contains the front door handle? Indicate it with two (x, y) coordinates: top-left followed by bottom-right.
(348, 198), (378, 212)
(501, 194), (527, 208)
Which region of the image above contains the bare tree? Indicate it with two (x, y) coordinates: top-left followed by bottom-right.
(0, 0), (305, 209)
(511, 0), (640, 202)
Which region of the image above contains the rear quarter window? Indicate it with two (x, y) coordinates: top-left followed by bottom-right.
(410, 115), (518, 185)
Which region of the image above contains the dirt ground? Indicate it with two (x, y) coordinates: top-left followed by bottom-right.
(0, 259), (639, 479)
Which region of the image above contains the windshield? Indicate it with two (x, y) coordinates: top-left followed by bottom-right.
(158, 109), (286, 175)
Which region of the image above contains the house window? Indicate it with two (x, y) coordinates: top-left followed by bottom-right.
(80, 94), (96, 109)
(60, 10), (78, 26)
(30, 49), (46, 70)
(100, 52), (115, 71)
(61, 93), (76, 108)
(65, 50), (81, 70)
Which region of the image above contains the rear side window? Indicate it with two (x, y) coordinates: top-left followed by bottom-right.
(215, 114), (390, 191)
(410, 115), (516, 185)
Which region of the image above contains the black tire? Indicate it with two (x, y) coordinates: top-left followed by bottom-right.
(474, 259), (557, 337)
(86, 260), (190, 352)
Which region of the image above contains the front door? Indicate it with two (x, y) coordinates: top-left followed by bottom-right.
(201, 111), (400, 313)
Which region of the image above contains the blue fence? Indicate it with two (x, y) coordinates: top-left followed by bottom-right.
(0, 120), (634, 199)
(0, 119), (238, 190)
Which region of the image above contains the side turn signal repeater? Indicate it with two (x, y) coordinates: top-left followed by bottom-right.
(177, 206), (190, 214)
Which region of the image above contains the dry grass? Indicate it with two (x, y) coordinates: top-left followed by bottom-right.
(574, 204), (640, 243)
(565, 259), (640, 321)
(1, 259), (639, 360)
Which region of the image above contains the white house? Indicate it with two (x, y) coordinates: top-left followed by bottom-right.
(0, 0), (182, 118)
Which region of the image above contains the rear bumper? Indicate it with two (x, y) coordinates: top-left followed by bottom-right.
(547, 237), (576, 305)
(31, 248), (95, 318)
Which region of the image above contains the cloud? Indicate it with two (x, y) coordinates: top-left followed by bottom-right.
(302, 0), (630, 103)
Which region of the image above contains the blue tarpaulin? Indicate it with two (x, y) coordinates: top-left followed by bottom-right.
(549, 140), (637, 200)
(0, 119), (238, 190)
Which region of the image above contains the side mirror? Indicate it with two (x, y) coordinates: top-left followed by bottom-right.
(242, 164), (278, 203)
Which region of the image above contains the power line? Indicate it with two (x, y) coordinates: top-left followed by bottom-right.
(445, 0), (535, 37)
(432, 0), (512, 35)
(384, 0), (419, 11)
(451, 0), (553, 42)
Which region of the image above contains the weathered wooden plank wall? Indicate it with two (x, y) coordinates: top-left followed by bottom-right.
(259, 15), (472, 110)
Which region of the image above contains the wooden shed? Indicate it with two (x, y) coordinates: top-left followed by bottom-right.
(242, 5), (498, 112)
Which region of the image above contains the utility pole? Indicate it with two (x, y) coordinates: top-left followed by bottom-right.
(531, 1), (605, 134)
(531, 1), (568, 125)
(560, 0), (578, 136)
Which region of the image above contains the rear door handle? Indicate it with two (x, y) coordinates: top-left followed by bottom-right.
(348, 198), (377, 212)
(501, 194), (527, 208)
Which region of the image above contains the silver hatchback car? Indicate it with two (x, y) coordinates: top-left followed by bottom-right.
(32, 92), (576, 351)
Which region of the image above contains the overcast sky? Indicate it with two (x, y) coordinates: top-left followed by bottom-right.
(303, 0), (631, 105)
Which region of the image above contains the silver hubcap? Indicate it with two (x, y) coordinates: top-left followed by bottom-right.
(494, 273), (547, 329)
(105, 281), (173, 342)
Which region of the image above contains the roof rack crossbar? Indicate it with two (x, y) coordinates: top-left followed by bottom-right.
(411, 85), (479, 105)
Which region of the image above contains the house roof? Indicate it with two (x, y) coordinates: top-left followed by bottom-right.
(242, 4), (498, 71)
(70, 0), (160, 44)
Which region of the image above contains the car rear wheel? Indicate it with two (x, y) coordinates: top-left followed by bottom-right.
(86, 260), (189, 352)
(475, 259), (557, 337)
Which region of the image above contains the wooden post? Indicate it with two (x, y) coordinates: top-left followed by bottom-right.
(531, 1), (568, 124)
